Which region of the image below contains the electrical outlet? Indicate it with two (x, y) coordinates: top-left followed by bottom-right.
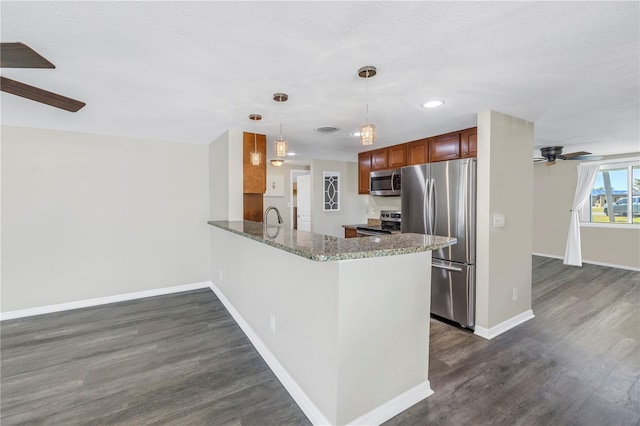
(513, 288), (518, 301)
(269, 314), (276, 333)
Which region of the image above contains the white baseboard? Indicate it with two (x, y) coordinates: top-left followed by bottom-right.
(532, 252), (640, 272)
(208, 282), (331, 426)
(348, 381), (433, 426)
(474, 309), (535, 340)
(0, 281), (212, 321)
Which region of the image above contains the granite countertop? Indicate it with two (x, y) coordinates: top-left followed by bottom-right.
(342, 224), (367, 229)
(208, 220), (456, 262)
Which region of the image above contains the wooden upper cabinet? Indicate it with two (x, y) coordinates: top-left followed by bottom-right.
(243, 132), (266, 194)
(358, 151), (372, 194)
(388, 144), (407, 168)
(429, 132), (460, 162)
(461, 127), (477, 158)
(407, 138), (428, 165)
(371, 148), (389, 171)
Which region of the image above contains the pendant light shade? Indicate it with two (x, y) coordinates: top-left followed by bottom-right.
(250, 148), (261, 166)
(360, 123), (375, 146)
(358, 66), (377, 146)
(249, 114), (262, 166)
(273, 93), (289, 157)
(274, 134), (288, 157)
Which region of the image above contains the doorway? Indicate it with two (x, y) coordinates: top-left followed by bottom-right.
(290, 169), (310, 230)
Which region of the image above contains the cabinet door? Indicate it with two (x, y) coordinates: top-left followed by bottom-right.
(243, 193), (263, 222)
(429, 132), (460, 162)
(461, 128), (477, 158)
(344, 227), (358, 238)
(243, 132), (266, 193)
(388, 144), (407, 168)
(371, 148), (389, 170)
(407, 139), (428, 165)
(358, 151), (372, 194)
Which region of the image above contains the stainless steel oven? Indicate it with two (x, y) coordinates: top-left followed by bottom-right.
(356, 210), (401, 236)
(370, 169), (401, 196)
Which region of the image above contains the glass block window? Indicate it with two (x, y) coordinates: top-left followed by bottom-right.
(323, 172), (340, 211)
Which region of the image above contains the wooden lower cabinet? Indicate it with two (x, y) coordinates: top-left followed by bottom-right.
(344, 227), (358, 238)
(358, 151), (372, 195)
(243, 194), (263, 222)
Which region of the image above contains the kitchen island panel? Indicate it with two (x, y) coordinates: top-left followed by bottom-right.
(209, 224), (434, 425)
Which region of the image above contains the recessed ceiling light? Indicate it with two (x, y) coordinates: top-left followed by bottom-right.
(422, 100), (445, 108)
(286, 152), (296, 156)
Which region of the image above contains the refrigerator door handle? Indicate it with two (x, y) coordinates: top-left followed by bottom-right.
(432, 263), (463, 272)
(430, 179), (436, 234)
(423, 176), (429, 234)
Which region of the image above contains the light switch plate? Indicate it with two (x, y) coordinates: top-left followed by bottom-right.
(492, 213), (506, 227)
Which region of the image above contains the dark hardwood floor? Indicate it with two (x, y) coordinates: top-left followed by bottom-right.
(1, 256), (638, 425)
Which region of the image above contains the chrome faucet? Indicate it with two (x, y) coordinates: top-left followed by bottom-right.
(264, 206), (283, 225)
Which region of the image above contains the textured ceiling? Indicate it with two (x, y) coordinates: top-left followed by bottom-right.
(1, 1), (638, 162)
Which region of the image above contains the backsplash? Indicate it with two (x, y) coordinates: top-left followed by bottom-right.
(368, 196), (401, 218)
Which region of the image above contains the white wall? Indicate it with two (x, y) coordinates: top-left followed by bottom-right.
(476, 110), (534, 330)
(368, 195), (401, 219)
(310, 160), (368, 237)
(263, 163), (310, 229)
(533, 153), (640, 269)
(209, 129), (243, 221)
(1, 126), (210, 312)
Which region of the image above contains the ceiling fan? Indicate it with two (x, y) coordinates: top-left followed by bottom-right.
(0, 42), (85, 112)
(534, 146), (601, 166)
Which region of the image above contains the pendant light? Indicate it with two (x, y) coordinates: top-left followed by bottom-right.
(273, 92), (288, 157)
(358, 66), (377, 146)
(249, 114), (262, 166)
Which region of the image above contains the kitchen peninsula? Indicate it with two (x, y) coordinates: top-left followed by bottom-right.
(208, 220), (455, 425)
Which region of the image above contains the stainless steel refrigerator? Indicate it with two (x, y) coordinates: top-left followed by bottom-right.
(401, 158), (476, 328)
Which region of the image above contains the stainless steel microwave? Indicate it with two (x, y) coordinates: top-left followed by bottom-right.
(370, 169), (401, 196)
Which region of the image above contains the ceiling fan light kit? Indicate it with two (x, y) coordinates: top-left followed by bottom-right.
(358, 65), (377, 146)
(0, 42), (86, 112)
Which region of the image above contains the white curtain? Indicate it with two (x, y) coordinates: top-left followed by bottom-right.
(563, 163), (599, 266)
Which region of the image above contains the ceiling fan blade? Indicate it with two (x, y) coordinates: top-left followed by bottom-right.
(533, 158), (547, 163)
(1, 76), (85, 112)
(568, 155), (604, 161)
(1, 42), (55, 68)
(562, 151), (592, 159)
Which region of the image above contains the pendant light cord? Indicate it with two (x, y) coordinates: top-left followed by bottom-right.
(365, 69), (370, 123)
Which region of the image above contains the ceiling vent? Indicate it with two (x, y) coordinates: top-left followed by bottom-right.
(316, 126), (340, 134)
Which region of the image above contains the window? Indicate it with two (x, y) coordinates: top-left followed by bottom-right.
(586, 160), (640, 225)
(323, 172), (340, 211)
